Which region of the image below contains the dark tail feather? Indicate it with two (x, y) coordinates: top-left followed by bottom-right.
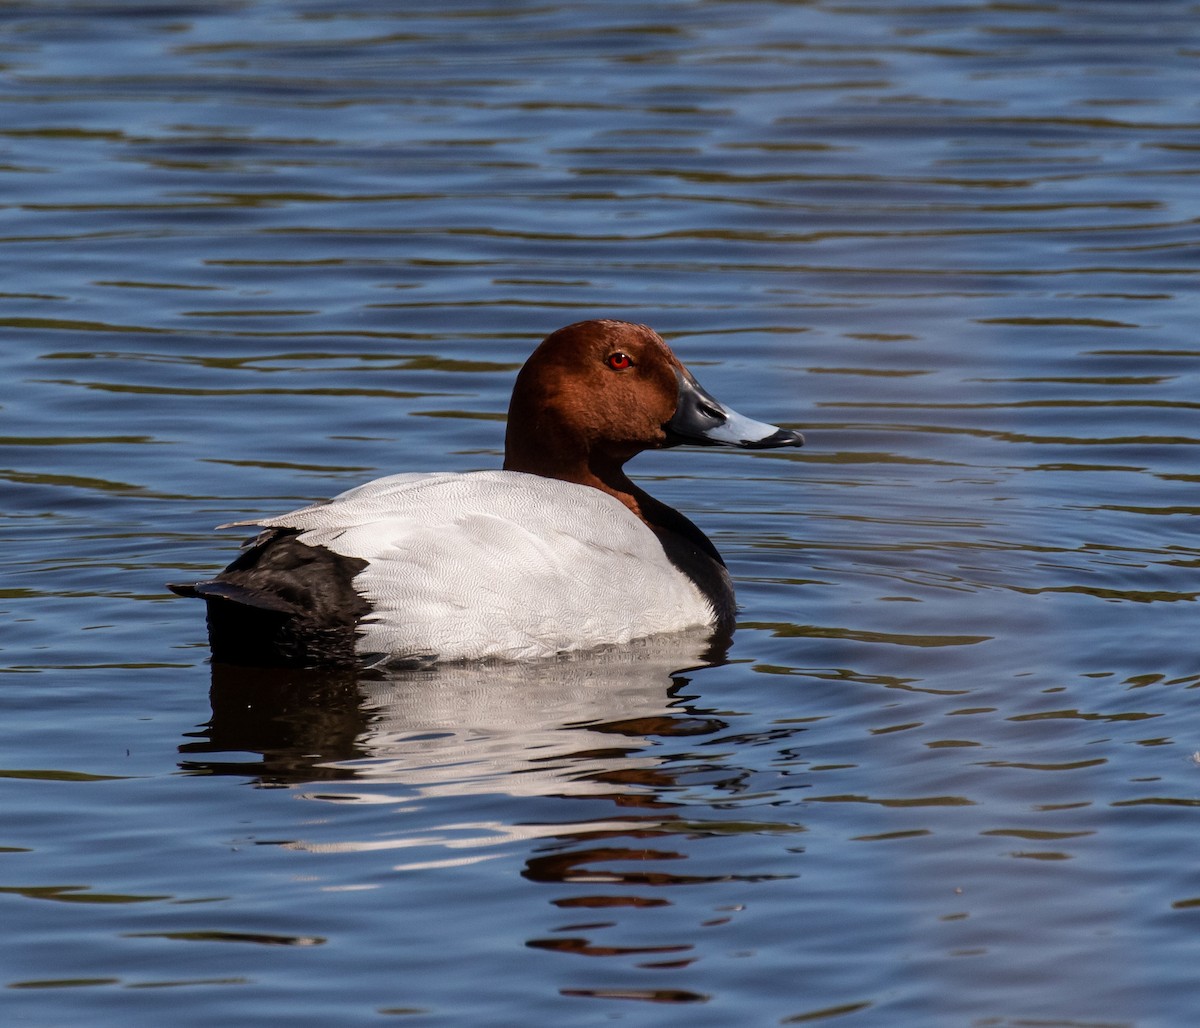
(168, 530), (370, 668)
(168, 579), (301, 615)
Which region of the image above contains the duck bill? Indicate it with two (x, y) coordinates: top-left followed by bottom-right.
(664, 368), (805, 449)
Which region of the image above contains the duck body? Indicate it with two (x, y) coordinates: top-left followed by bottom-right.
(195, 471), (728, 666)
(171, 320), (803, 668)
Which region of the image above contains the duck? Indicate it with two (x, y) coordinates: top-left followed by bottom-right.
(169, 319), (803, 668)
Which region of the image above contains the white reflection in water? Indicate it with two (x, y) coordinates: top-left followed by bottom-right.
(194, 628), (727, 867)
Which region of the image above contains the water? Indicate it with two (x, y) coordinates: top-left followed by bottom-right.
(2, 1), (1199, 1024)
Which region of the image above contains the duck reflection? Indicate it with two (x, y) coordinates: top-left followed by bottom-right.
(179, 664), (368, 783)
(179, 627), (798, 979)
(179, 627), (730, 794)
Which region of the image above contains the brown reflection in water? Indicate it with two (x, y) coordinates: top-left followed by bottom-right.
(585, 714), (726, 738)
(0, 884), (171, 905)
(553, 894), (670, 909)
(561, 987), (709, 1004)
(524, 840), (794, 888)
(125, 930), (328, 945)
(125, 929), (324, 947)
(528, 935), (692, 959)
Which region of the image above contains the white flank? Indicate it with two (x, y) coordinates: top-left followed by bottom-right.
(248, 470), (716, 663)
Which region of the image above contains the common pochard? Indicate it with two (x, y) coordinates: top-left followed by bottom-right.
(171, 319), (803, 667)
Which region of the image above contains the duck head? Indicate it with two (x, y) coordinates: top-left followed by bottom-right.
(503, 319), (803, 487)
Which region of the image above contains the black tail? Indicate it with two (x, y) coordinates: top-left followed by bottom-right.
(170, 528), (369, 669)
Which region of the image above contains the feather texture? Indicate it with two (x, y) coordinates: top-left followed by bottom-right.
(244, 470), (716, 663)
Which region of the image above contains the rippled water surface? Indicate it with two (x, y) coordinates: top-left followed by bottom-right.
(3, 2), (1199, 1025)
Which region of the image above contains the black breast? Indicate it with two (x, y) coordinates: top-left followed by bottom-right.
(635, 490), (736, 629)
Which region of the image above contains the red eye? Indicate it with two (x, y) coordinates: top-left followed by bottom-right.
(606, 352), (633, 371)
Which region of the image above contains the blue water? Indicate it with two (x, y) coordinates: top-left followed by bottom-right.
(3, 1), (1199, 1025)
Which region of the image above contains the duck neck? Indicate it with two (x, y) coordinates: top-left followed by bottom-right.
(504, 440), (727, 573)
(504, 447), (646, 520)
